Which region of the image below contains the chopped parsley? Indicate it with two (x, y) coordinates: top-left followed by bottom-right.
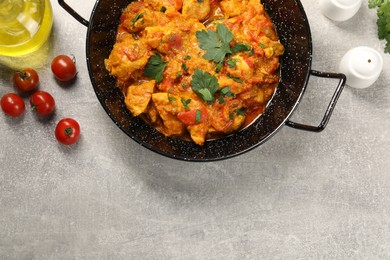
(227, 74), (243, 83)
(226, 58), (238, 68)
(160, 6), (167, 13)
(143, 53), (168, 83)
(220, 86), (236, 97)
(184, 55), (191, 60)
(236, 107), (246, 116)
(195, 109), (202, 123)
(259, 43), (267, 49)
(181, 63), (188, 72)
(190, 69), (219, 103)
(231, 43), (251, 54)
(181, 98), (191, 110)
(132, 12), (145, 26)
(167, 88), (177, 102)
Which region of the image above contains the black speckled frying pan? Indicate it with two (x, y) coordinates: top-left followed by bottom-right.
(59, 0), (346, 161)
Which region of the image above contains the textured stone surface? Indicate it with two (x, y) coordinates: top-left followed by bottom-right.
(1, 0), (390, 259)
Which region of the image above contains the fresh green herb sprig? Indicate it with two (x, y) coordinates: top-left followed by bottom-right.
(196, 24), (252, 64)
(369, 0), (390, 53)
(143, 53), (168, 83)
(190, 69), (219, 103)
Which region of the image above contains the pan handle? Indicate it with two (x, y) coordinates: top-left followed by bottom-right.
(58, 0), (89, 27)
(285, 70), (346, 132)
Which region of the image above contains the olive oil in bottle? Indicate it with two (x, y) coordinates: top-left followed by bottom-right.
(0, 0), (53, 57)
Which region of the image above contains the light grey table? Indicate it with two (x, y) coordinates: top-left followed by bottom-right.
(1, 0), (390, 259)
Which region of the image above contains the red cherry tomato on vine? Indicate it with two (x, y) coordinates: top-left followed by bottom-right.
(30, 90), (55, 116)
(51, 55), (77, 81)
(55, 118), (80, 145)
(1, 93), (25, 117)
(13, 68), (40, 92)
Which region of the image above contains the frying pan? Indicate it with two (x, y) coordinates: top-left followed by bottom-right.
(58, 0), (346, 161)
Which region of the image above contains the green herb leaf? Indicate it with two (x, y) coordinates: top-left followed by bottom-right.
(226, 58), (238, 68)
(227, 74), (243, 83)
(215, 62), (223, 73)
(160, 6), (167, 12)
(181, 98), (191, 110)
(184, 55), (191, 60)
(195, 109), (202, 123)
(218, 96), (225, 104)
(231, 43), (251, 54)
(259, 43), (267, 49)
(143, 53), (168, 83)
(182, 63), (188, 72)
(220, 86), (236, 98)
(249, 48), (255, 56)
(167, 88), (177, 102)
(190, 69), (219, 103)
(236, 107), (246, 116)
(196, 23), (233, 63)
(369, 0), (390, 53)
(132, 12), (145, 26)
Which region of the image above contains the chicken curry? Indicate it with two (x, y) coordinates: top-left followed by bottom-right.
(105, 0), (284, 145)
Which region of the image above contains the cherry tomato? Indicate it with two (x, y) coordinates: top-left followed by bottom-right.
(51, 55), (77, 81)
(30, 91), (55, 116)
(177, 108), (209, 125)
(1, 93), (25, 117)
(55, 118), (80, 145)
(13, 68), (39, 92)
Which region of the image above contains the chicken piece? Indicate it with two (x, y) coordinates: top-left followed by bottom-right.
(125, 80), (156, 116)
(144, 26), (183, 54)
(225, 54), (254, 80)
(220, 0), (248, 17)
(143, 0), (183, 16)
(188, 123), (208, 145)
(104, 38), (152, 85)
(120, 2), (170, 33)
(218, 76), (250, 96)
(182, 0), (211, 21)
(152, 93), (185, 135)
(258, 36), (285, 58)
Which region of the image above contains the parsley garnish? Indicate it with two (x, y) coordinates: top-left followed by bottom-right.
(195, 110), (202, 123)
(160, 6), (167, 12)
(231, 43), (251, 54)
(181, 98), (191, 110)
(236, 107), (246, 116)
(259, 43), (267, 49)
(220, 86), (236, 97)
(249, 48), (255, 56)
(369, 0), (390, 53)
(182, 63), (188, 72)
(184, 55), (191, 60)
(215, 63), (223, 73)
(132, 12), (145, 26)
(196, 24), (233, 63)
(190, 69), (219, 103)
(227, 74), (243, 83)
(143, 53), (168, 83)
(226, 58), (238, 68)
(167, 88), (177, 102)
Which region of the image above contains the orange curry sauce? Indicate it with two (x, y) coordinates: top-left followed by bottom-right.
(105, 0), (284, 145)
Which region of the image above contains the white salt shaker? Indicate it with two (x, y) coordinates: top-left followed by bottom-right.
(319, 0), (363, 21)
(339, 46), (383, 89)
